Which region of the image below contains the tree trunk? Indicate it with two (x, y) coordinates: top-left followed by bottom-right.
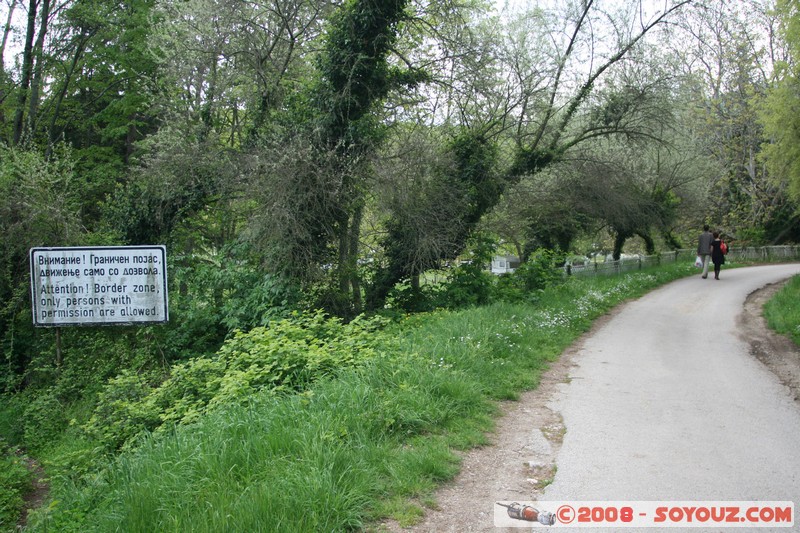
(0, 0), (16, 128)
(26, 0), (50, 136)
(12, 0), (37, 145)
(0, 1), (15, 65)
(612, 231), (629, 261)
(337, 214), (350, 295)
(48, 32), (90, 148)
(348, 203), (363, 314)
(636, 231), (656, 256)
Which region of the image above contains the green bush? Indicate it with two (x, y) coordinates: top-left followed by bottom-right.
(82, 312), (395, 450)
(385, 282), (445, 313)
(0, 396), (25, 447)
(82, 371), (162, 451)
(512, 248), (564, 293)
(162, 248), (299, 361)
(441, 233), (497, 308)
(22, 393), (68, 453)
(442, 262), (495, 308)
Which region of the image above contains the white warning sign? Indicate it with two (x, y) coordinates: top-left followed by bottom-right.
(30, 246), (169, 326)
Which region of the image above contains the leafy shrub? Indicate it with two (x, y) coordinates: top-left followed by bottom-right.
(22, 392), (68, 452)
(441, 233), (497, 308)
(442, 263), (494, 308)
(50, 329), (160, 399)
(0, 395), (25, 446)
(83, 312), (394, 450)
(83, 371), (162, 451)
(386, 282), (444, 313)
(161, 249), (299, 361)
(511, 248), (564, 293)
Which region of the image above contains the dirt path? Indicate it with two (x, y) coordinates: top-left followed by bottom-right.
(739, 281), (800, 404)
(16, 454), (48, 530)
(381, 278), (800, 533)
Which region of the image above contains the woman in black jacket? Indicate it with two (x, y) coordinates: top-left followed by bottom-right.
(710, 231), (725, 280)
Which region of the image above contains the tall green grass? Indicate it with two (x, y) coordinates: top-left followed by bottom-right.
(26, 263), (697, 532)
(763, 274), (800, 346)
(0, 447), (32, 531)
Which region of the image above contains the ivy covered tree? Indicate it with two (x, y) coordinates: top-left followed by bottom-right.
(248, 0), (428, 314)
(368, 128), (501, 309)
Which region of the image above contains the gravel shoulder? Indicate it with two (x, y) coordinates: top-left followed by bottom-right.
(738, 281), (800, 404)
(381, 277), (800, 533)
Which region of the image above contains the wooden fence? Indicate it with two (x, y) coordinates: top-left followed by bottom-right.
(563, 245), (800, 278)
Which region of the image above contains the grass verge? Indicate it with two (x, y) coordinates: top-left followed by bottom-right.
(763, 274), (800, 347)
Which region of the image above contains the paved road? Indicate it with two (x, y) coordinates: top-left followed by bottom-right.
(541, 264), (800, 532)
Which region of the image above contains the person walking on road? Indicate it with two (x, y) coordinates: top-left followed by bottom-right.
(710, 231), (726, 280)
(697, 225), (713, 279)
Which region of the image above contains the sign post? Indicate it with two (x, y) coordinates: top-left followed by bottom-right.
(30, 246), (169, 327)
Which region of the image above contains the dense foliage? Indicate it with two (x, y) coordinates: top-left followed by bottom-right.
(22, 263), (699, 532)
(83, 312), (394, 450)
(0, 442), (31, 530)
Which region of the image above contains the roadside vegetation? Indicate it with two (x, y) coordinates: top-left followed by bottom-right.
(0, 444), (31, 530)
(764, 275), (800, 347)
(1, 261), (699, 532)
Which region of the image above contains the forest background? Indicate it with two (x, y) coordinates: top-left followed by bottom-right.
(2, 0), (800, 530)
